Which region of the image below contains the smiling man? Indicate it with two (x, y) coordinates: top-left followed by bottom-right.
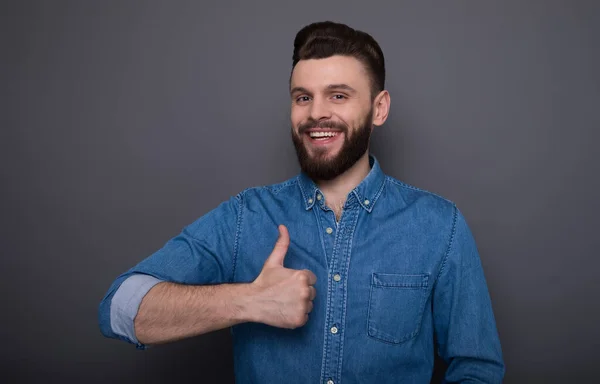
(99, 21), (505, 383)
(290, 54), (383, 221)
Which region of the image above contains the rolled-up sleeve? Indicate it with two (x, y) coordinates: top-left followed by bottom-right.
(98, 194), (242, 348)
(433, 207), (505, 383)
(109, 274), (163, 345)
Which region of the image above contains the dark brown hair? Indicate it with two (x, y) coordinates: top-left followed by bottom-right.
(292, 21), (385, 99)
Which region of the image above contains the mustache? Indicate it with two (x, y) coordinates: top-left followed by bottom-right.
(297, 118), (348, 135)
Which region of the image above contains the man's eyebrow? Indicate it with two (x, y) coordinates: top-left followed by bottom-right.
(326, 84), (357, 93)
(290, 86), (311, 95)
(290, 84), (357, 95)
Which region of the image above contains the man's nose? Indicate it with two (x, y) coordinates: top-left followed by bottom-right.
(309, 97), (332, 122)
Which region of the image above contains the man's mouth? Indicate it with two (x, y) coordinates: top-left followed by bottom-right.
(302, 128), (345, 147)
(308, 131), (340, 140)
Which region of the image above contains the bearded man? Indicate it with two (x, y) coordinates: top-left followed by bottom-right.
(99, 21), (504, 384)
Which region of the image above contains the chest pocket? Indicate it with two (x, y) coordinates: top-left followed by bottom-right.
(367, 273), (430, 344)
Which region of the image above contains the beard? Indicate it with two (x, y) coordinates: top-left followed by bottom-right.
(291, 108), (373, 181)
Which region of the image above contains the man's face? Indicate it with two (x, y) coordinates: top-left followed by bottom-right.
(290, 55), (374, 181)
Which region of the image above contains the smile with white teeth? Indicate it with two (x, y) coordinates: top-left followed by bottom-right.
(309, 131), (339, 140)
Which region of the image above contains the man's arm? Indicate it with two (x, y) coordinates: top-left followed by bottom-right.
(433, 207), (505, 383)
(99, 196), (242, 348)
(134, 282), (254, 345)
(133, 225), (317, 345)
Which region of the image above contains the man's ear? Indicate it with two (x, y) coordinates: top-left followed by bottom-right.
(372, 90), (390, 127)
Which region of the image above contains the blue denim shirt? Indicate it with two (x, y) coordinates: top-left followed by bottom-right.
(99, 156), (504, 383)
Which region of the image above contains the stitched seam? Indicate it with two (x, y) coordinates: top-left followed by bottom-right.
(373, 273), (429, 287)
(368, 175), (387, 211)
(317, 208), (330, 384)
(267, 178), (298, 195)
(238, 178), (298, 198)
(337, 207), (359, 380)
(324, 209), (340, 381)
(367, 270), (375, 336)
(386, 177), (454, 205)
(373, 284), (428, 288)
(230, 193), (244, 282)
(376, 274), (427, 277)
(296, 175), (310, 204)
(367, 291), (429, 344)
(436, 205), (458, 281)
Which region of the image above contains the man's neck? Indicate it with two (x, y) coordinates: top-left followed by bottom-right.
(316, 152), (371, 218)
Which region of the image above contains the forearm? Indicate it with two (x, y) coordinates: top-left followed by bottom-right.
(134, 281), (257, 345)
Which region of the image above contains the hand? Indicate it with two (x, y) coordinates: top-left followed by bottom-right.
(250, 225), (317, 329)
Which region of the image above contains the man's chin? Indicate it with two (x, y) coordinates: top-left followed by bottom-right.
(305, 155), (340, 169)
(304, 146), (341, 162)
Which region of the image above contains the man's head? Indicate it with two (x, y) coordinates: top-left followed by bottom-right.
(289, 21), (390, 181)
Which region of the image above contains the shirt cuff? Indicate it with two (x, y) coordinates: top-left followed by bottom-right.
(110, 274), (163, 345)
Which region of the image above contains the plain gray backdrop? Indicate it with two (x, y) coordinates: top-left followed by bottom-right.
(1, 1), (599, 383)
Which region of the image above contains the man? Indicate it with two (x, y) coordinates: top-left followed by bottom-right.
(99, 21), (505, 383)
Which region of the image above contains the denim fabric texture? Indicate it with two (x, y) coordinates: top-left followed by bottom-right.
(99, 156), (504, 383)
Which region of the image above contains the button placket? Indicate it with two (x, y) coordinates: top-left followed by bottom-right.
(320, 205), (358, 384)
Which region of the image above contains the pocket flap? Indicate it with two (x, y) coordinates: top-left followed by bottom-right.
(372, 273), (429, 289)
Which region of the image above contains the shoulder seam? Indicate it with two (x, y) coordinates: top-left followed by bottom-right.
(231, 193), (244, 282)
(385, 176), (455, 205)
(436, 204), (459, 282)
(268, 178), (299, 195)
(238, 178), (298, 197)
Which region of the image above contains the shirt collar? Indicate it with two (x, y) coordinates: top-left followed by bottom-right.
(297, 155), (386, 213)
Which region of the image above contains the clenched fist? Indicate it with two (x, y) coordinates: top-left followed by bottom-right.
(250, 225), (317, 329)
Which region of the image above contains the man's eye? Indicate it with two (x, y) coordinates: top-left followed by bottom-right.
(332, 94), (346, 100)
(296, 96), (311, 103)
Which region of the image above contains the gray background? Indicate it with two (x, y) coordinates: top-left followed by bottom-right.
(1, 0), (599, 383)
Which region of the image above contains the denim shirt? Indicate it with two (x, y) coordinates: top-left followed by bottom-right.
(99, 156), (504, 383)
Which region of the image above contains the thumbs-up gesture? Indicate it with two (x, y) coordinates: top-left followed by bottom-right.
(250, 225), (317, 329)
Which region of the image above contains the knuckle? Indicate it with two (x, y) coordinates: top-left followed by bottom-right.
(286, 322), (297, 330)
(296, 271), (309, 283)
(289, 318), (299, 328)
(295, 315), (307, 327)
(300, 287), (311, 299)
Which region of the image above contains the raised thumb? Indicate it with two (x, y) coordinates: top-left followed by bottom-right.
(265, 225), (290, 267)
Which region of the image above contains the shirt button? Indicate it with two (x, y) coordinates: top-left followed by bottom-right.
(308, 198), (313, 204)
(330, 325), (338, 334)
(326, 227), (333, 234)
(333, 274), (341, 282)
(327, 380), (334, 384)
(364, 199), (370, 205)
(317, 194), (322, 200)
